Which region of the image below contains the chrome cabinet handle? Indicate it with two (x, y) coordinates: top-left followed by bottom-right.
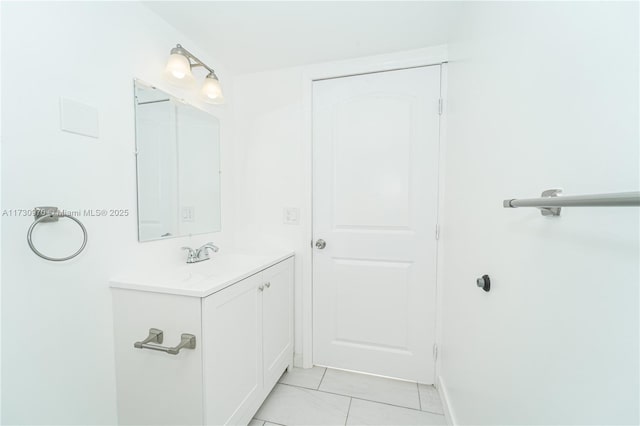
(134, 328), (196, 355)
(315, 239), (326, 249)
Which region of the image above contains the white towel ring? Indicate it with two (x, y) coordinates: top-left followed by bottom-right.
(27, 207), (88, 262)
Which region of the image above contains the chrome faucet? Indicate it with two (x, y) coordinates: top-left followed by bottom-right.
(181, 247), (198, 264)
(181, 242), (219, 264)
(196, 242), (219, 260)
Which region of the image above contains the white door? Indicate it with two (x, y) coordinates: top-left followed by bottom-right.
(312, 66), (441, 383)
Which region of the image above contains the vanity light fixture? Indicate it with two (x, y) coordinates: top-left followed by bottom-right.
(164, 44), (225, 104)
(201, 72), (223, 102)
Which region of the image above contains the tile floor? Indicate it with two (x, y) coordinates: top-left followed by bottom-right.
(250, 367), (446, 426)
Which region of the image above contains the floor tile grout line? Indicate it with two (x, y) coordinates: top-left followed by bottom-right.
(344, 397), (353, 426)
(348, 395), (444, 417)
(317, 367), (328, 390)
(253, 417), (285, 426)
(277, 382), (443, 416)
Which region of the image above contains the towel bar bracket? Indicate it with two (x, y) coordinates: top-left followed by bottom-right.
(539, 189), (562, 216)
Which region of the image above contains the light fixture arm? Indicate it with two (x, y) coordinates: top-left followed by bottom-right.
(171, 44), (217, 76)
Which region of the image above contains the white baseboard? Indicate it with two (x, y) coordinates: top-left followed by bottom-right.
(293, 352), (304, 368)
(437, 376), (457, 426)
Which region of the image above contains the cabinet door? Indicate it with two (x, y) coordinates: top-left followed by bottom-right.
(262, 258), (294, 390)
(202, 273), (263, 426)
(112, 289), (203, 426)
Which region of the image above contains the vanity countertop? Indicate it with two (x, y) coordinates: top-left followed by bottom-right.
(110, 249), (294, 298)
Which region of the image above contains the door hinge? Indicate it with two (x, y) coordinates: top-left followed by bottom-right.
(433, 344), (438, 361)
(438, 98), (443, 115)
(435, 224), (440, 240)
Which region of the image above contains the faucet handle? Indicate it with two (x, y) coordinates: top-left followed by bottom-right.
(181, 247), (197, 263)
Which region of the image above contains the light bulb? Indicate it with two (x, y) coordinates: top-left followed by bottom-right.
(201, 73), (224, 104)
(164, 51), (194, 87)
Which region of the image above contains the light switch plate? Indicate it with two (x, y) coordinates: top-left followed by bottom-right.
(283, 207), (300, 225)
(60, 97), (99, 138)
(182, 206), (195, 222)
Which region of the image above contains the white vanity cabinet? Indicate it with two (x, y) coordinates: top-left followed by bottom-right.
(111, 254), (294, 426)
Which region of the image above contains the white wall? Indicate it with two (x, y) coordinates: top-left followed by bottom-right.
(1, 2), (234, 424)
(440, 2), (639, 424)
(232, 65), (308, 359)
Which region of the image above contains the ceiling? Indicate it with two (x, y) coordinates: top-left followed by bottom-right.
(144, 1), (459, 75)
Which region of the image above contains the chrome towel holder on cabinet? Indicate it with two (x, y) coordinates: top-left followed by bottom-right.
(27, 206), (88, 261)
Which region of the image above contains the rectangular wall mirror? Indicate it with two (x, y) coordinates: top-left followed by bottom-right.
(134, 80), (221, 242)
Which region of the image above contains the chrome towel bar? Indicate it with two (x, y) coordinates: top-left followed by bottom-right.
(503, 189), (640, 216)
(134, 328), (196, 355)
(27, 206), (88, 261)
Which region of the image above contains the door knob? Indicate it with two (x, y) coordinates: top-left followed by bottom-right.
(315, 239), (327, 249)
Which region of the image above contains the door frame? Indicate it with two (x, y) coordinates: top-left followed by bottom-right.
(299, 45), (449, 381)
